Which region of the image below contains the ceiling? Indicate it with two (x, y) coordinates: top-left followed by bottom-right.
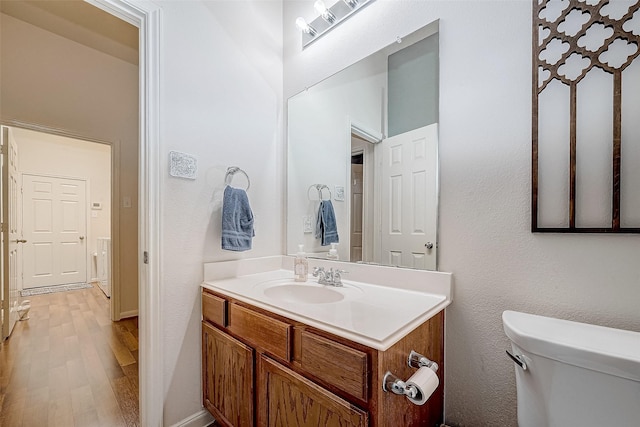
(1, 0), (139, 65)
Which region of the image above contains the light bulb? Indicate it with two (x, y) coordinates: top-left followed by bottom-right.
(314, 0), (336, 23)
(314, 0), (328, 14)
(296, 17), (308, 32)
(343, 0), (359, 9)
(295, 17), (317, 36)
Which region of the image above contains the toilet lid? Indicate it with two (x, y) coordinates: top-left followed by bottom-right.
(503, 310), (640, 382)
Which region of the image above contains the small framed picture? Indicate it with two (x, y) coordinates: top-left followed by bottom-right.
(334, 185), (345, 201)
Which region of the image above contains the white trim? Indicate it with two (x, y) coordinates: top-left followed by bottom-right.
(84, 1), (162, 426)
(351, 120), (383, 143)
(119, 309), (139, 319)
(349, 118), (381, 263)
(169, 409), (214, 427)
(110, 139), (122, 321)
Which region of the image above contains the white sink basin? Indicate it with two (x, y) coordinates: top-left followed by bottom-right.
(254, 278), (363, 305)
(263, 283), (345, 304)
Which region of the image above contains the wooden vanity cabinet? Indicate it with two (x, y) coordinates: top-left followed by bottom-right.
(202, 288), (444, 427)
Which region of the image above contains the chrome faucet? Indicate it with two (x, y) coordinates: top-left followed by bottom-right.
(312, 266), (347, 287)
(312, 267), (327, 283)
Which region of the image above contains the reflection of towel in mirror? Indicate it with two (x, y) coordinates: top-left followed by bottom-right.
(315, 200), (339, 246)
(222, 186), (255, 251)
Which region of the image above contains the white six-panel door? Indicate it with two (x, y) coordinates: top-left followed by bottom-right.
(1, 126), (21, 339)
(22, 174), (87, 289)
(380, 124), (438, 270)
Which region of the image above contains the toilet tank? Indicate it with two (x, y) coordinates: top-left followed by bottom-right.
(502, 310), (640, 427)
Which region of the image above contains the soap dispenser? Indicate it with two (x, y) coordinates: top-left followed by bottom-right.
(327, 242), (339, 260)
(294, 244), (308, 282)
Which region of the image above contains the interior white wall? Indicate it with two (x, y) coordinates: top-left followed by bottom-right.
(13, 127), (111, 282)
(0, 12), (139, 316)
(284, 1), (640, 426)
(156, 1), (283, 424)
(287, 53), (385, 260)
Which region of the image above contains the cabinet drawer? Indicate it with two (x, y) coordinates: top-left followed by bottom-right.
(229, 303), (291, 361)
(202, 291), (227, 327)
(300, 330), (368, 401)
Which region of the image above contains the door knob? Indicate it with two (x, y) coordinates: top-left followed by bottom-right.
(79, 236), (85, 240)
(16, 239), (27, 243)
(425, 242), (434, 250)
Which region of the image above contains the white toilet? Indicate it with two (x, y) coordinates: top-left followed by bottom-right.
(502, 310), (640, 427)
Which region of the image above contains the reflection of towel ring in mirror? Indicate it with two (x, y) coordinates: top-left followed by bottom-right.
(225, 166), (250, 190)
(307, 184), (331, 201)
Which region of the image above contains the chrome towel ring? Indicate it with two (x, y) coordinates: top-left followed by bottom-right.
(307, 184), (331, 201)
(225, 166), (250, 191)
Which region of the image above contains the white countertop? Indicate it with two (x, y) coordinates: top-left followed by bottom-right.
(202, 256), (452, 351)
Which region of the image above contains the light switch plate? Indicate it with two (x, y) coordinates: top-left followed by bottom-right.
(303, 215), (313, 233)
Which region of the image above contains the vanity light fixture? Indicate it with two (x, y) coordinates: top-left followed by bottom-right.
(296, 0), (374, 48)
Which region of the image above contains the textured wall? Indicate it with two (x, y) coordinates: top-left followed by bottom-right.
(156, 1), (283, 424)
(284, 1), (640, 425)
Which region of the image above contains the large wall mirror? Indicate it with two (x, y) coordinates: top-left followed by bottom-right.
(287, 20), (440, 270)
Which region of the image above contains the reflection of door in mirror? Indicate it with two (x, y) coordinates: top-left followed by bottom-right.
(379, 124), (438, 270)
(350, 153), (363, 262)
(350, 131), (378, 264)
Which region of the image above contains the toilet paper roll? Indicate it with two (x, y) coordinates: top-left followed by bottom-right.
(406, 366), (439, 405)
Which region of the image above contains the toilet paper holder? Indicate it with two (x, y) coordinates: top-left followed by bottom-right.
(408, 350), (439, 372)
(382, 350), (438, 398)
(382, 371), (421, 399)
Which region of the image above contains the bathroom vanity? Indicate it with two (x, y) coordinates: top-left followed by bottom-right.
(201, 256), (452, 426)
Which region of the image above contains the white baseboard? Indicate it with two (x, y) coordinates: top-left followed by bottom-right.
(119, 309), (139, 319)
(170, 409), (214, 427)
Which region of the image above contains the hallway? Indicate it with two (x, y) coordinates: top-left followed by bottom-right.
(0, 284), (139, 426)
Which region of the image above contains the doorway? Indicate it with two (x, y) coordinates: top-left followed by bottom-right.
(0, 0), (139, 318)
(349, 125), (381, 264)
(0, 0), (141, 424)
(1, 0), (160, 424)
(8, 127), (113, 296)
(350, 152), (364, 262)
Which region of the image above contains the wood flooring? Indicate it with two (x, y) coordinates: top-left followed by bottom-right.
(0, 283), (139, 426)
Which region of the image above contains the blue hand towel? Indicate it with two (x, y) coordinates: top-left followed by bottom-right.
(221, 186), (255, 251)
(315, 200), (339, 246)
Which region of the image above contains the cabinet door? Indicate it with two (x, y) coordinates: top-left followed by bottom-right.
(202, 322), (254, 426)
(258, 355), (368, 427)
